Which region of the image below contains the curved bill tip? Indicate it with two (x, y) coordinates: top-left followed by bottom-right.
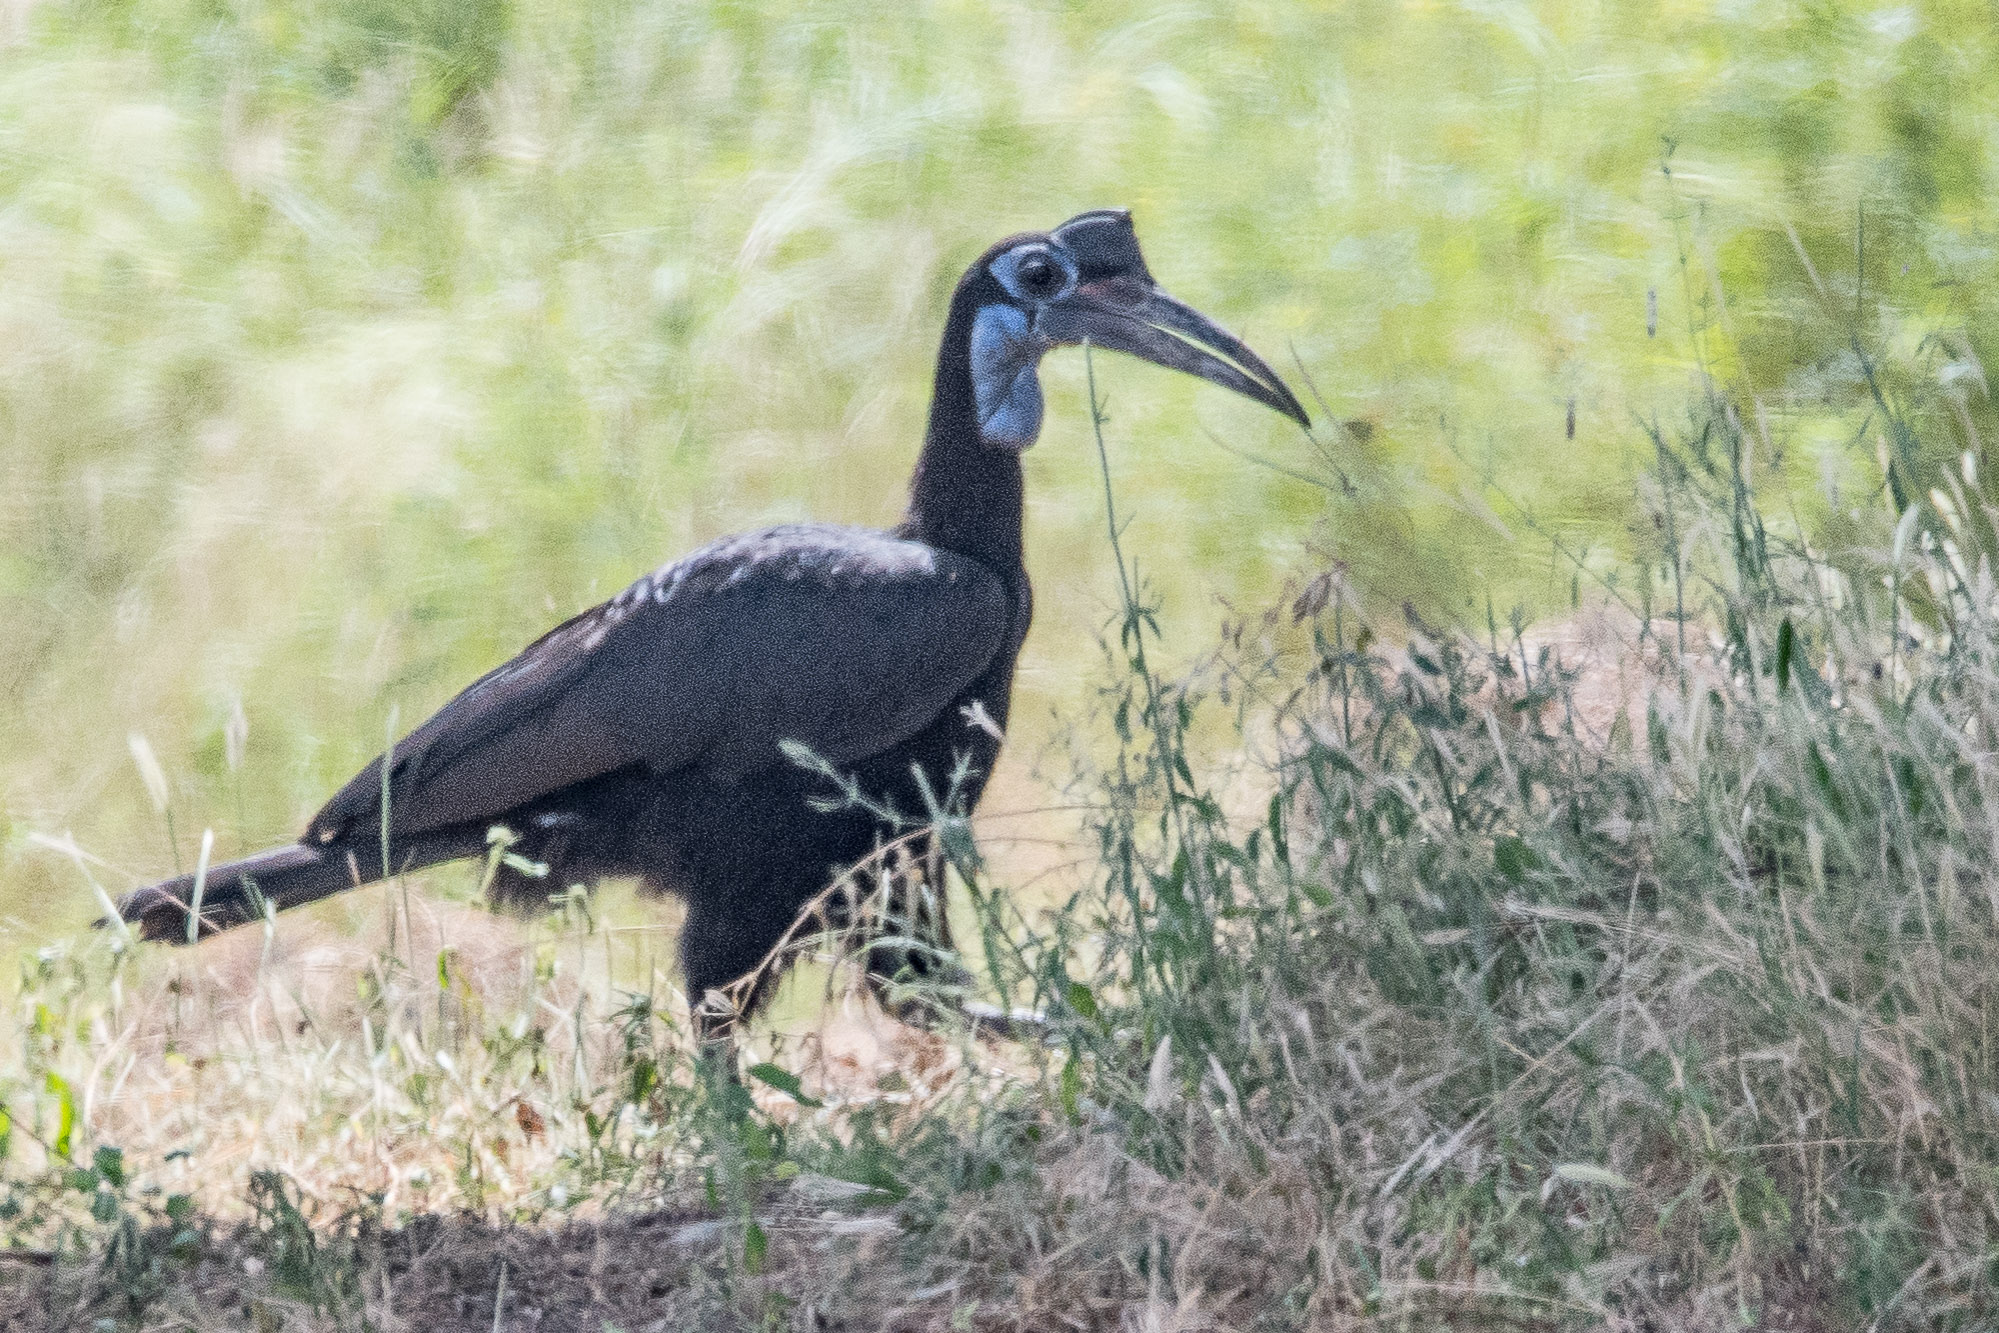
(1257, 361), (1313, 429)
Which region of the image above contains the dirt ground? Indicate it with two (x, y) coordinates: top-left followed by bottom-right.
(1, 1187), (924, 1332)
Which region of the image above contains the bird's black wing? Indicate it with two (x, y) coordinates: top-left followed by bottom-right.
(306, 525), (1014, 844)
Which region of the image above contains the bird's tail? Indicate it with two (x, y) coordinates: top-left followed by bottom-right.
(112, 827), (493, 943)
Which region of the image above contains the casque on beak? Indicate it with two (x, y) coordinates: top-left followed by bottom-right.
(1038, 210), (1310, 428)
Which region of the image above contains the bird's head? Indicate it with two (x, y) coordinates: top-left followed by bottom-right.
(958, 208), (1310, 451)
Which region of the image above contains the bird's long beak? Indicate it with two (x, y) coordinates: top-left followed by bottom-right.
(1041, 276), (1310, 427)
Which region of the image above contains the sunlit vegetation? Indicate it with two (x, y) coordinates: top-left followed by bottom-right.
(7, 1), (1999, 1327)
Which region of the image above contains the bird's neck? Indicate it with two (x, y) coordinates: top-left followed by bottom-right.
(899, 304), (1027, 572)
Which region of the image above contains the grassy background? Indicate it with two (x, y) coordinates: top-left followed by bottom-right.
(10, 0), (1999, 927)
(8, 2), (1999, 1328)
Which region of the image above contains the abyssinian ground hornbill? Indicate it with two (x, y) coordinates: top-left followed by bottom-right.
(115, 210), (1308, 1041)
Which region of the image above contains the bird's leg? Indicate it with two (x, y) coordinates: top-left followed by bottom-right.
(856, 838), (1045, 1040)
(851, 843), (943, 1023)
(679, 899), (790, 1074)
(689, 1002), (745, 1084)
(883, 839), (1049, 1042)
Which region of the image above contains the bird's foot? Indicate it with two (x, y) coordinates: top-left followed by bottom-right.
(958, 999), (1049, 1043)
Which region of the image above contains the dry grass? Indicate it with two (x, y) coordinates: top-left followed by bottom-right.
(14, 369), (1999, 1329)
(9, 16), (1999, 1303)
(14, 882), (1031, 1216)
(5, 653), (1996, 1327)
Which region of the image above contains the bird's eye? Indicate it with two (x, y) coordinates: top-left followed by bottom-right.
(1016, 254), (1061, 297)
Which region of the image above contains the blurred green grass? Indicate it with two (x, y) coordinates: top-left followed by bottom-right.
(5, 0), (1999, 927)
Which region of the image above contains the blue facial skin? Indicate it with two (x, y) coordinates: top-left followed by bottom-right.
(969, 243), (1080, 451)
(969, 303), (1045, 451)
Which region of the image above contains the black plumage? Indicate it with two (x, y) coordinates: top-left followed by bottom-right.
(115, 209), (1306, 1039)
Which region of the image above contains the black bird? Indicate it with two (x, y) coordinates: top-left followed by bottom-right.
(115, 209), (1307, 1039)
